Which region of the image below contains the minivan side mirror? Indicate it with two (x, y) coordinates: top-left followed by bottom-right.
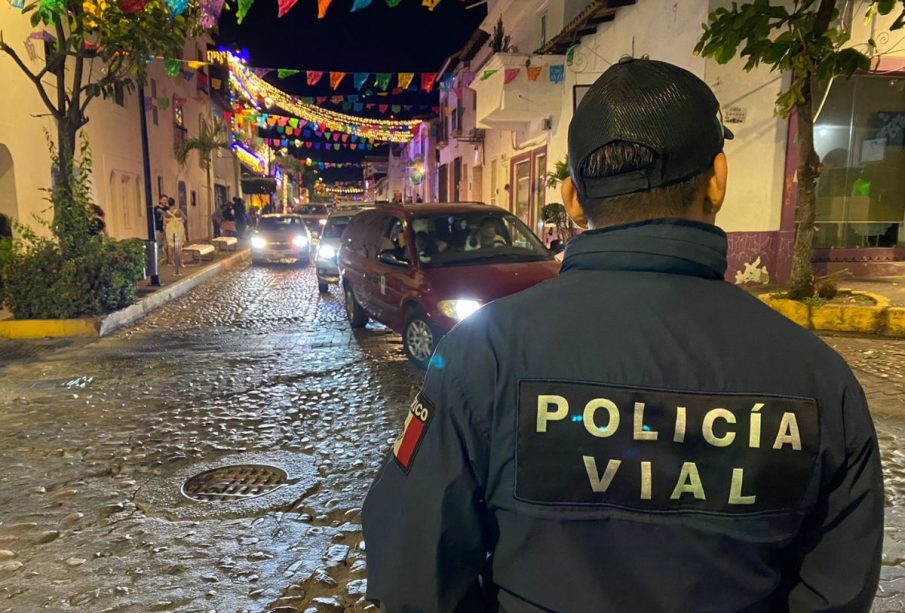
(378, 249), (409, 267)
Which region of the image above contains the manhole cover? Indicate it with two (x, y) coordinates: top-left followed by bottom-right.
(182, 464), (288, 502)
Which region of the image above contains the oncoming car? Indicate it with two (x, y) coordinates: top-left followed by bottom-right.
(316, 211), (363, 293)
(338, 204), (560, 368)
(250, 214), (311, 265)
(295, 203), (330, 242)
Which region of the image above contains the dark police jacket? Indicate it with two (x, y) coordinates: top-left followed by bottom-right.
(362, 219), (884, 613)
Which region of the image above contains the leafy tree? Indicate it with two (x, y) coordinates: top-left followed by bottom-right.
(0, 0), (203, 249)
(176, 116), (231, 234)
(696, 0), (904, 299)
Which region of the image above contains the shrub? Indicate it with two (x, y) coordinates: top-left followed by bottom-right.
(1, 236), (145, 319)
(815, 279), (839, 300)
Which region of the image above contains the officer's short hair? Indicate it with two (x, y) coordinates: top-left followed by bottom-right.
(577, 141), (710, 226)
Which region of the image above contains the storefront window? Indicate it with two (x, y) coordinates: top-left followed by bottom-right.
(813, 74), (905, 248)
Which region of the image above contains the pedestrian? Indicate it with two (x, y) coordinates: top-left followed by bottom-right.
(154, 195), (168, 257)
(361, 57), (884, 612)
(220, 205), (237, 237)
(211, 205), (223, 239)
(164, 198), (186, 268)
(233, 197), (247, 239)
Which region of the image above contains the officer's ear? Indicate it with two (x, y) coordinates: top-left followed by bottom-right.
(561, 177), (589, 229)
(704, 152), (728, 216)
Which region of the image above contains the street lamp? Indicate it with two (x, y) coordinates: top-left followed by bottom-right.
(137, 81), (160, 286)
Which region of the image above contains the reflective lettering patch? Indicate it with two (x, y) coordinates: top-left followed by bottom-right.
(516, 381), (819, 514)
(393, 394), (433, 473)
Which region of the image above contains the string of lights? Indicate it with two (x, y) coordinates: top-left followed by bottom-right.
(228, 53), (420, 143)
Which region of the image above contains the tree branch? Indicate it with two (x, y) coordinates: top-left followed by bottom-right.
(0, 32), (61, 118)
(53, 16), (68, 116)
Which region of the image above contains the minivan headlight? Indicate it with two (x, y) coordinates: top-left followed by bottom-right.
(438, 299), (482, 321)
(251, 236), (267, 249)
(318, 244), (337, 260)
(292, 235), (308, 248)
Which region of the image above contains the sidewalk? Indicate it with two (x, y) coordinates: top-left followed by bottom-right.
(0, 245), (250, 337)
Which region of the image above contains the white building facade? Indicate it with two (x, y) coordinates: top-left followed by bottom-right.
(434, 0), (905, 282)
(0, 4), (240, 243)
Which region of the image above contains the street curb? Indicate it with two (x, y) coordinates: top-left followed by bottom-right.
(0, 249), (250, 340)
(758, 290), (904, 336)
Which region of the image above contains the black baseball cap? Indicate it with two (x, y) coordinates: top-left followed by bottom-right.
(568, 57), (733, 200)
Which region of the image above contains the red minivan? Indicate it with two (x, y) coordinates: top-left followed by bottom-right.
(339, 203), (560, 367)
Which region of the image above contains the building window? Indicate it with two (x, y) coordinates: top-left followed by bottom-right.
(113, 82), (125, 107)
(812, 74), (905, 249)
(539, 11), (548, 48)
(173, 98), (187, 153)
(43, 38), (56, 70)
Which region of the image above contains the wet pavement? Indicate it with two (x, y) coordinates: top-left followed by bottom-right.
(0, 263), (903, 612)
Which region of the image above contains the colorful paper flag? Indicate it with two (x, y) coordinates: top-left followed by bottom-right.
(277, 69), (300, 79)
(550, 64), (565, 83)
(353, 73), (369, 90)
(165, 58), (182, 77)
(307, 71), (324, 86)
(386, 0), (401, 6)
(391, 104), (401, 113)
(317, 0), (332, 18)
(118, 0), (148, 13)
(441, 73), (455, 90)
(480, 69), (498, 81)
(210, 77), (221, 90)
(379, 104), (389, 114)
(342, 101), (352, 111)
(504, 68), (520, 84)
(197, 0), (222, 23)
(527, 66), (543, 81)
(375, 73), (392, 91)
(165, 0), (188, 16)
(421, 73), (437, 93)
(157, 97), (170, 110)
(330, 72), (346, 90)
(10, 0), (26, 7)
(422, 0), (440, 10)
(235, 0), (254, 23)
(351, 0), (371, 10)
(277, 0), (298, 17)
(397, 73), (414, 90)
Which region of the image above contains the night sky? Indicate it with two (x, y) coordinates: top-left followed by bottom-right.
(216, 0), (487, 182)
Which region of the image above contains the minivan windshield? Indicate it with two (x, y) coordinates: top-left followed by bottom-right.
(258, 216), (303, 232)
(410, 212), (551, 267)
(322, 216), (352, 239)
(297, 204), (328, 216)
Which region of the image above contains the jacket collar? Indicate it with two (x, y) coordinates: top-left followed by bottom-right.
(560, 218), (728, 280)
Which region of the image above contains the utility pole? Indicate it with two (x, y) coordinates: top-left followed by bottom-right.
(138, 82), (160, 286)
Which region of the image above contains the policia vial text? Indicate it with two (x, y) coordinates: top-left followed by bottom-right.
(537, 395), (804, 505)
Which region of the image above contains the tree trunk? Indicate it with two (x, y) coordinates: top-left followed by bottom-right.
(54, 117), (86, 255)
(787, 79), (821, 300)
(206, 161), (213, 241)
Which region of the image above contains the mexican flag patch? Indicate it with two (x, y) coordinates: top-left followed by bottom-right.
(393, 394), (434, 473)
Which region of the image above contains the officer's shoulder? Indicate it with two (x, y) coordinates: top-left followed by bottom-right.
(728, 284), (855, 375)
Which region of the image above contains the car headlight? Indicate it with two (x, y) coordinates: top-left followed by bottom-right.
(319, 219), (327, 225)
(438, 299), (482, 321)
(251, 236), (267, 249)
(318, 244), (337, 260)
(292, 235), (308, 248)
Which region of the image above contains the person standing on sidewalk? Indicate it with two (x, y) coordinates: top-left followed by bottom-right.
(233, 197), (247, 239)
(362, 58), (883, 612)
(164, 198), (186, 269)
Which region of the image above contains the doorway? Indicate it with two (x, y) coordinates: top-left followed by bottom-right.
(0, 145), (18, 236)
(510, 146), (547, 231)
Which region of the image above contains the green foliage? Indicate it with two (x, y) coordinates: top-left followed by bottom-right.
(545, 156), (570, 189)
(176, 117), (231, 166)
(694, 0), (881, 117)
(1, 235), (146, 319)
(47, 135), (94, 256)
(542, 202), (575, 242)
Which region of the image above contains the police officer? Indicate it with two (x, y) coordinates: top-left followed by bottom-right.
(362, 58), (883, 612)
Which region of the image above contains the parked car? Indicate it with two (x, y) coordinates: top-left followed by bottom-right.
(250, 214), (311, 265)
(339, 203), (560, 367)
(316, 211), (364, 293)
(295, 204), (330, 242)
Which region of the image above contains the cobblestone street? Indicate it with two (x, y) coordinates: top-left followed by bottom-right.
(0, 265), (904, 612)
